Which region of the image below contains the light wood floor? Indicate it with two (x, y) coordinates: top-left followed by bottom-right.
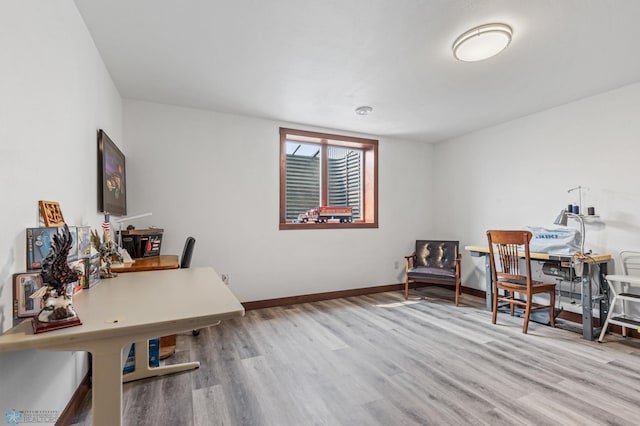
(71, 288), (640, 425)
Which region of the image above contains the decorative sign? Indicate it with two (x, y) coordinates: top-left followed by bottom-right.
(39, 200), (65, 227)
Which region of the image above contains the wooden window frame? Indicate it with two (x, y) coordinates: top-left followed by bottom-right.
(280, 127), (378, 230)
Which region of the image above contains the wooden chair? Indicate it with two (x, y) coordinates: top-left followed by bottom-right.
(486, 230), (556, 334)
(405, 240), (461, 305)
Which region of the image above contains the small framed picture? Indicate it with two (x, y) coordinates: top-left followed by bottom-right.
(38, 200), (65, 227)
(13, 272), (43, 317)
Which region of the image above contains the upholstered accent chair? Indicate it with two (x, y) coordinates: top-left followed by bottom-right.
(405, 240), (461, 305)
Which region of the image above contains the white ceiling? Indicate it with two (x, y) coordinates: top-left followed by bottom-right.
(74, 0), (640, 143)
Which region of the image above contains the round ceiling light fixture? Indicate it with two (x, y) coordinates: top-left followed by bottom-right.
(452, 23), (512, 62)
(355, 106), (373, 116)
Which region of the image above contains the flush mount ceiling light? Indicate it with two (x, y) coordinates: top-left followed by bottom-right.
(452, 23), (512, 62)
(355, 106), (373, 116)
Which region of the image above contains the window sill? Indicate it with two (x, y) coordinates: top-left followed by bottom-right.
(279, 222), (378, 230)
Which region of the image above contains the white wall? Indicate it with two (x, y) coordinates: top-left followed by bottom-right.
(123, 100), (434, 302)
(434, 82), (640, 291)
(0, 0), (122, 419)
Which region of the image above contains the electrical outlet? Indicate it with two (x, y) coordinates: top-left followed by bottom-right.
(394, 260), (399, 269)
(221, 274), (229, 284)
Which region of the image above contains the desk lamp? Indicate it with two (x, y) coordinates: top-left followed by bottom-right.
(553, 209), (585, 254)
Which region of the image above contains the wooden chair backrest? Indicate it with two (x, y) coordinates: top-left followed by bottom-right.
(486, 230), (533, 287)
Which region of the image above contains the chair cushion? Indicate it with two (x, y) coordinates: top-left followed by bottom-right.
(414, 240), (458, 271)
(500, 278), (543, 286)
(408, 266), (456, 281)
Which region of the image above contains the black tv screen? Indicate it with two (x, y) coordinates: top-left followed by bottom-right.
(97, 129), (127, 216)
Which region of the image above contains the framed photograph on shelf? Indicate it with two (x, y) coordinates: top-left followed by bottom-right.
(98, 129), (127, 216)
(13, 272), (43, 318)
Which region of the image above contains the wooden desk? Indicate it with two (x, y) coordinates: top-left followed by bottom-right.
(111, 255), (180, 360)
(0, 267), (245, 426)
(465, 246), (611, 340)
(111, 254), (179, 273)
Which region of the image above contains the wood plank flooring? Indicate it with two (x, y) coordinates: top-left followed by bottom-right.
(70, 288), (640, 425)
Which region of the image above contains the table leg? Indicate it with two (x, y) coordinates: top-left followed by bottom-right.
(599, 262), (609, 327)
(91, 346), (125, 426)
(484, 255), (493, 311)
(122, 339), (200, 383)
(581, 262), (593, 340)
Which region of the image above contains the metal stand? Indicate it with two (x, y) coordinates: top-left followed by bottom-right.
(122, 339), (200, 383)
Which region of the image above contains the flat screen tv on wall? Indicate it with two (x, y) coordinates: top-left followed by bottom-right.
(98, 129), (127, 216)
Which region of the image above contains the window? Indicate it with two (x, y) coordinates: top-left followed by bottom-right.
(280, 127), (378, 230)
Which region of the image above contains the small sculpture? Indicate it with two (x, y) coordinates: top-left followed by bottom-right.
(90, 229), (122, 279)
(32, 224), (82, 332)
(36, 287), (78, 322)
(40, 224), (79, 291)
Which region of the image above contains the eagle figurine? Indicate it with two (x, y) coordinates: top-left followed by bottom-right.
(40, 224), (79, 294)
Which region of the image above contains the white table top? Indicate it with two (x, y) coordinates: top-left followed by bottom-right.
(0, 267), (245, 352)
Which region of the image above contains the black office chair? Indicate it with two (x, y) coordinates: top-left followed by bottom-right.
(181, 236), (196, 269)
(180, 237), (201, 336)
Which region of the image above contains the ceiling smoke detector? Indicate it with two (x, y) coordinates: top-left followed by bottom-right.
(355, 106), (373, 115)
